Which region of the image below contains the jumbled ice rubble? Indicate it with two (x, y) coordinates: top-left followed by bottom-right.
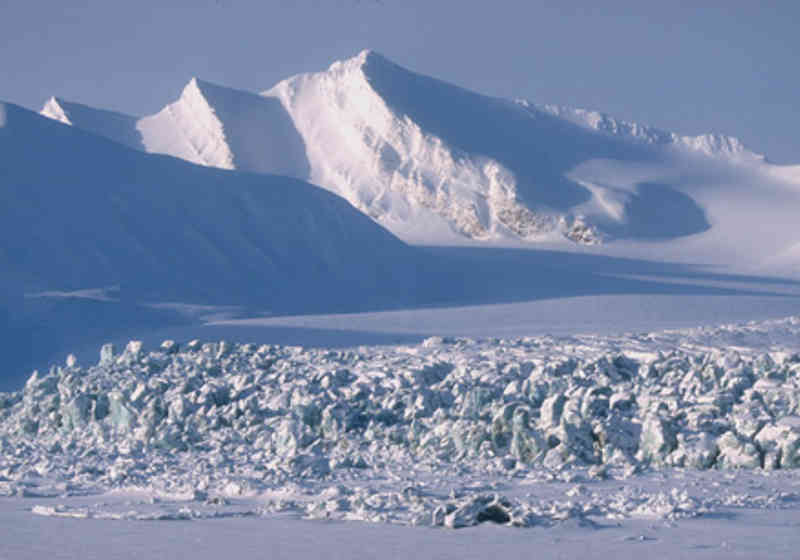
(2, 324), (800, 527)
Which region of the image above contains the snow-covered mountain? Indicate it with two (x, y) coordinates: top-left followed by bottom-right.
(39, 51), (800, 264)
(1, 101), (419, 310)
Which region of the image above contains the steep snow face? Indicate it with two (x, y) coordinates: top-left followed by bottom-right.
(264, 51), (610, 243)
(1, 102), (417, 310)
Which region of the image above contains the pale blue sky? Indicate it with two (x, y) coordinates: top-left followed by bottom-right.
(2, 0), (798, 163)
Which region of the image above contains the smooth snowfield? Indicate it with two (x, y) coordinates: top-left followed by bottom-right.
(3, 497), (800, 559)
(4, 502), (799, 560)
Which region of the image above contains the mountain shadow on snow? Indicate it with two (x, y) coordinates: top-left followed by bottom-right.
(618, 182), (710, 239)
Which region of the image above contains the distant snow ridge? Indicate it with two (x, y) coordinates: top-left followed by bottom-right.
(531, 102), (763, 161)
(3, 317), (800, 527)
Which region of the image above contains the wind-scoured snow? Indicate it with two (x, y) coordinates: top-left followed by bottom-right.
(3, 316), (800, 530)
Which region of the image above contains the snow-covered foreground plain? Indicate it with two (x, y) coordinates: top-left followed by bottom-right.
(3, 316), (800, 557)
(3, 493), (800, 559)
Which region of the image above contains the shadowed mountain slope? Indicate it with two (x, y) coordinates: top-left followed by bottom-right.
(1, 102), (419, 310)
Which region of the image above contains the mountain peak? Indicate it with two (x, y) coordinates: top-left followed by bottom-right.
(179, 76), (238, 104)
(180, 76), (252, 105)
(326, 49), (395, 76)
(179, 76), (207, 101)
(41, 96), (71, 125)
(349, 48), (380, 65)
(182, 76), (219, 94)
(354, 48), (375, 62)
